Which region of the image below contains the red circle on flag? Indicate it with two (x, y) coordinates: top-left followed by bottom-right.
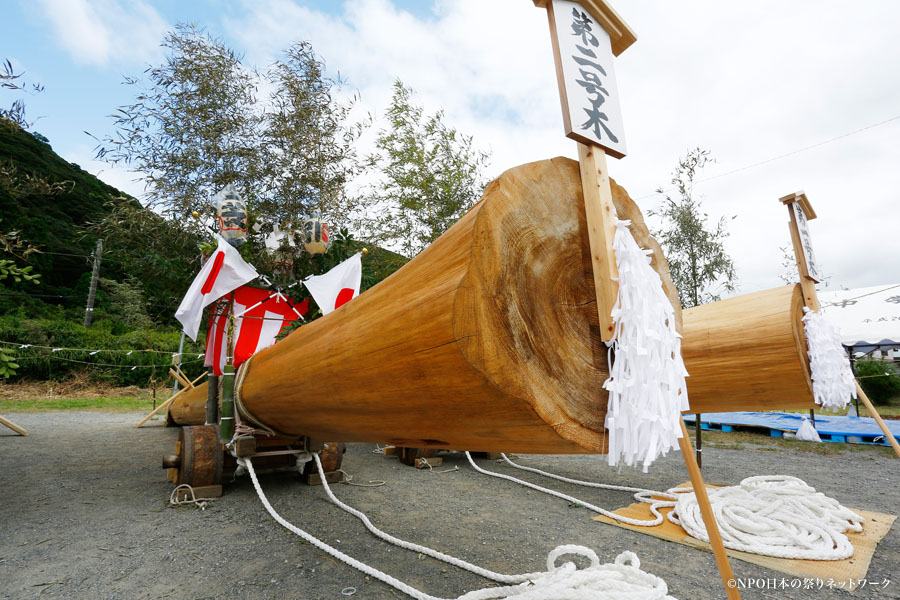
(334, 288), (355, 309)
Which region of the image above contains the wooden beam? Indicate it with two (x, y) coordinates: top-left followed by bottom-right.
(136, 387), (188, 428)
(578, 143), (619, 342)
(677, 417), (741, 599)
(0, 415), (28, 436)
(855, 382), (900, 458)
(168, 368), (192, 390)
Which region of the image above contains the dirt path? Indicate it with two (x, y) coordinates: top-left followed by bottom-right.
(1, 412), (897, 599)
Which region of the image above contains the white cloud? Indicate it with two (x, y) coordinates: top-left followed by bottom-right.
(218, 0), (900, 292)
(35, 0), (168, 67)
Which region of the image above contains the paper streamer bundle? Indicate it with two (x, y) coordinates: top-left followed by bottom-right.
(603, 220), (690, 472)
(802, 308), (856, 411)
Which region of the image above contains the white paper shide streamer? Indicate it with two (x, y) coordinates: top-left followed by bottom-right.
(604, 220), (690, 472)
(802, 308), (856, 410)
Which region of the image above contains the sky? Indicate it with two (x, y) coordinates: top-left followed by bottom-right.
(3, 0), (899, 295)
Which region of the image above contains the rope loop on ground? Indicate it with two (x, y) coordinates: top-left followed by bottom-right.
(168, 484), (216, 511)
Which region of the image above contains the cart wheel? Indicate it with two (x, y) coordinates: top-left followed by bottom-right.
(163, 425), (222, 487)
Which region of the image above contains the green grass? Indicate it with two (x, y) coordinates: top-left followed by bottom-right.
(0, 395), (159, 413)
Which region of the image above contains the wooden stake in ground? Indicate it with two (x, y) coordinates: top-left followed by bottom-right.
(780, 191), (900, 458)
(535, 2), (740, 597)
(0, 414), (28, 436)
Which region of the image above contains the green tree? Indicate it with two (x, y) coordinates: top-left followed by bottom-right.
(650, 148), (736, 308)
(1, 58), (43, 131)
(96, 25), (364, 232)
(362, 80), (490, 257)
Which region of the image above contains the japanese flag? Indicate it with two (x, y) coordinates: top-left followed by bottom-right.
(303, 253), (362, 315)
(175, 235), (258, 341)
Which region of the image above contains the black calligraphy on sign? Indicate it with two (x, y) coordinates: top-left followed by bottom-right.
(569, 7), (618, 144)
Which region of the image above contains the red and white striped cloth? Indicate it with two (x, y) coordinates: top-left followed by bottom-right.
(204, 286), (307, 375)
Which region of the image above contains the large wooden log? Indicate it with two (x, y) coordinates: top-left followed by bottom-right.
(238, 158), (679, 454)
(681, 284), (816, 413)
(168, 381), (208, 426)
(171, 159), (819, 448)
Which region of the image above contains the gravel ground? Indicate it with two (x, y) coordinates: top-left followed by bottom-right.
(1, 412), (897, 600)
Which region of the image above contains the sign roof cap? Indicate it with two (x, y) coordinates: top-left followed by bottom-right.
(533, 0), (637, 55)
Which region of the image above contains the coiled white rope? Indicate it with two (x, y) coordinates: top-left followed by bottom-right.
(802, 308), (857, 410)
(240, 454), (677, 600)
(605, 220), (690, 472)
(669, 475), (864, 560)
(478, 456), (863, 561)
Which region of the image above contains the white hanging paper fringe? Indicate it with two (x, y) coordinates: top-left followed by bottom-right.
(802, 308), (857, 411)
(604, 220), (689, 472)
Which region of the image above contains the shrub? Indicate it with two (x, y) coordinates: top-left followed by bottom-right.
(0, 315), (204, 386)
(854, 359), (900, 405)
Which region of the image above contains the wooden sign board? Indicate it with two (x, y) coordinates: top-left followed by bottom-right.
(541, 0), (628, 158)
(780, 192), (822, 284)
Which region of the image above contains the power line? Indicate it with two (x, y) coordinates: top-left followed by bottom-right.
(637, 113), (900, 200)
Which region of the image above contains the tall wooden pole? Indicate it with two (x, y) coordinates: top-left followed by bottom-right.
(678, 417), (740, 599)
(83, 240), (102, 328)
(577, 143), (619, 341)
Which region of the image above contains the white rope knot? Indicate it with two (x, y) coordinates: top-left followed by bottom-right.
(546, 545), (600, 572)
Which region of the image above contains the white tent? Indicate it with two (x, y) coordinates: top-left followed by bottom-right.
(819, 284), (900, 352)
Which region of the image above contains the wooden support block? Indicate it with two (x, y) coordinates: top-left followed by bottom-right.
(174, 484), (222, 501)
(382, 445), (398, 456)
(233, 436), (257, 458)
(415, 457), (443, 469)
(307, 471), (345, 486)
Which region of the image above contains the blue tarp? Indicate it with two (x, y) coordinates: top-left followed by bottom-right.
(683, 411), (900, 444)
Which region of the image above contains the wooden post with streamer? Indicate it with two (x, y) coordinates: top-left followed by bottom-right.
(535, 2), (740, 597)
(781, 191), (900, 457)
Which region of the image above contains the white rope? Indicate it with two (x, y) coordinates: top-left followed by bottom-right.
(467, 453), (676, 527)
(669, 475), (864, 560)
(169, 484), (216, 511)
(241, 455), (676, 600)
(476, 456), (863, 561)
(802, 308), (857, 410)
(605, 220), (690, 472)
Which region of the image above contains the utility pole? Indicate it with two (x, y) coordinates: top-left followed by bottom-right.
(83, 240), (103, 328)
